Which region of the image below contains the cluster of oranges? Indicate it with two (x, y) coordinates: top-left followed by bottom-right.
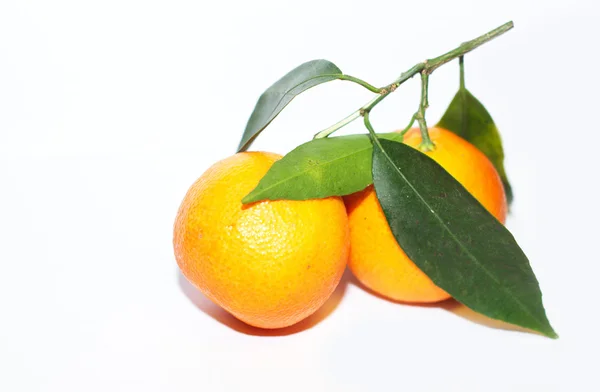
(173, 127), (507, 329)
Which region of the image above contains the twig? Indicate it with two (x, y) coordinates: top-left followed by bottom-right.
(313, 21), (514, 142)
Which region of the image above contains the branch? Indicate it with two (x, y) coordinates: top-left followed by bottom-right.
(313, 21), (514, 140)
(426, 21), (514, 73)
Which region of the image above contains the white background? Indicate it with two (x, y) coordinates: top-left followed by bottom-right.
(1, 0), (598, 391)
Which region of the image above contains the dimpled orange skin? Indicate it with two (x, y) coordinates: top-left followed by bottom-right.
(344, 127), (507, 303)
(174, 152), (349, 329)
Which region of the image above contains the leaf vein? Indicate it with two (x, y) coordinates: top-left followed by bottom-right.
(375, 141), (541, 327)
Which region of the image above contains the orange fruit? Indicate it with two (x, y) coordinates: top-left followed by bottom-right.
(174, 152), (349, 329)
(344, 127), (507, 303)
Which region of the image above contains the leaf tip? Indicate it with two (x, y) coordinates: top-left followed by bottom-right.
(241, 194), (255, 204)
(534, 320), (558, 339)
(241, 187), (263, 204)
(545, 327), (559, 339)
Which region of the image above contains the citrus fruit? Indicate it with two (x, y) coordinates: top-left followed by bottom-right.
(344, 127), (507, 303)
(174, 152), (349, 329)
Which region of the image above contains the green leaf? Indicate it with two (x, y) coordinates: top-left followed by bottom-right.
(237, 60), (342, 152)
(437, 88), (513, 204)
(242, 133), (402, 203)
(372, 138), (556, 338)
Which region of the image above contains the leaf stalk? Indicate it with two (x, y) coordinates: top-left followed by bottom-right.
(398, 113), (417, 140)
(337, 75), (382, 93)
(459, 56), (466, 90)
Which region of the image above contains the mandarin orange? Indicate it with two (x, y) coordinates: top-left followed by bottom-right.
(344, 127), (507, 303)
(174, 152), (349, 329)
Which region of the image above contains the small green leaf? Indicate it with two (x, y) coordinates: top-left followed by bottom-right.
(237, 60), (342, 152)
(372, 138), (556, 338)
(242, 133), (402, 203)
(437, 88), (513, 204)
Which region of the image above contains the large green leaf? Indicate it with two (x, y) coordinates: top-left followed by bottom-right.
(237, 60), (342, 152)
(242, 133), (402, 203)
(372, 138), (556, 337)
(437, 88), (513, 204)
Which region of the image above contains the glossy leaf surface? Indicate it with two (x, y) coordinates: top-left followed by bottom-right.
(437, 88), (513, 203)
(372, 138), (555, 337)
(237, 60), (342, 152)
(243, 133), (402, 203)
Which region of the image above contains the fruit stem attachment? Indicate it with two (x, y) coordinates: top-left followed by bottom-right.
(415, 72), (435, 151)
(312, 21), (514, 140)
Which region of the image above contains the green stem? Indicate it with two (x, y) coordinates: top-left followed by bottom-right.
(399, 113), (418, 139)
(415, 73), (434, 151)
(337, 75), (382, 93)
(313, 95), (380, 139)
(313, 109), (361, 139)
(380, 63), (427, 97)
(459, 56), (465, 89)
(363, 111), (385, 152)
(426, 21), (513, 73)
(313, 21), (513, 139)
